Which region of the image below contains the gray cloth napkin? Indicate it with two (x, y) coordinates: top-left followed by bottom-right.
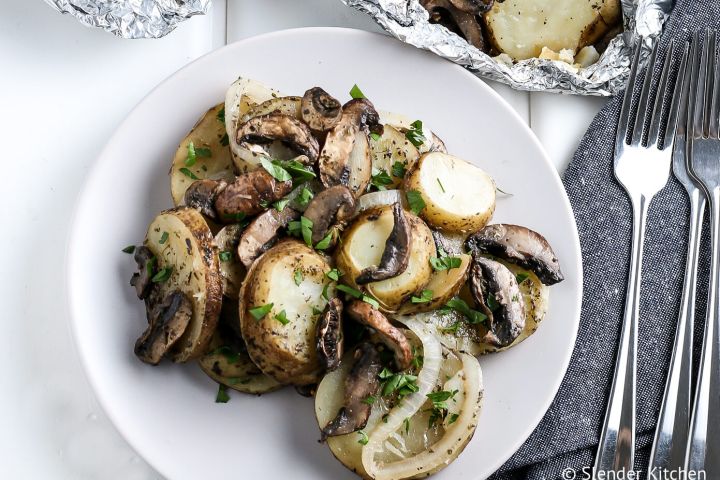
(490, 1), (720, 478)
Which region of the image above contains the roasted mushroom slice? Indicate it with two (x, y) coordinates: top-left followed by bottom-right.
(346, 301), (412, 370)
(420, 0), (491, 51)
(470, 256), (525, 347)
(237, 206), (300, 268)
(466, 224), (564, 285)
(301, 87), (342, 132)
(236, 113), (319, 163)
(134, 290), (192, 365)
(303, 185), (356, 245)
(316, 297), (344, 372)
(319, 98), (380, 195)
(213, 170), (293, 223)
(356, 203), (411, 285)
(130, 246), (155, 299)
(321, 342), (382, 439)
(184, 179), (228, 220)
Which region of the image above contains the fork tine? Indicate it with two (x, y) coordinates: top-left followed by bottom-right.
(647, 41), (676, 148)
(663, 42), (690, 150)
(687, 32), (703, 140)
(631, 44), (659, 146)
(616, 45), (643, 156)
(702, 30), (716, 138)
(694, 30), (712, 138)
(709, 32), (720, 139)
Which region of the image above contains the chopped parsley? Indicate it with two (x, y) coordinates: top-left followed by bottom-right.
(370, 132), (381, 141)
(249, 303), (273, 321)
(429, 255), (462, 271)
(260, 157), (292, 182)
(274, 310), (290, 325)
(443, 298), (487, 324)
(391, 161), (407, 179)
(325, 268), (342, 282)
(185, 142), (198, 166)
(350, 84), (366, 99)
(293, 269), (303, 286)
(219, 251), (233, 262)
(281, 160), (316, 182)
(411, 346), (424, 370)
(486, 293), (500, 311)
(405, 120), (426, 147)
(411, 289), (433, 303)
(406, 190), (426, 215)
(362, 395), (377, 405)
(209, 345), (241, 364)
(216, 106), (225, 124)
(159, 231), (169, 244)
(151, 266), (173, 283)
(426, 389), (459, 427)
(336, 284), (379, 308)
(122, 245), (135, 254)
(436, 178), (446, 193)
(516, 272), (530, 284)
(357, 430), (369, 445)
(403, 417), (411, 435)
(448, 413), (460, 424)
(215, 384), (230, 403)
(220, 133), (229, 146)
(195, 146), (211, 158)
(379, 368), (419, 397)
(315, 231), (333, 250)
(297, 187), (314, 207)
(370, 168), (393, 191)
(179, 167), (199, 180)
(273, 197), (291, 212)
(288, 216), (313, 246)
(439, 321), (462, 334)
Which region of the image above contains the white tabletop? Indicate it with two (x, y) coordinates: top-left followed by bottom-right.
(0, 1), (606, 478)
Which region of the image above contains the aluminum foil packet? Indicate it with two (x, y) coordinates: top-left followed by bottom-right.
(342, 0), (675, 96)
(44, 0), (211, 39)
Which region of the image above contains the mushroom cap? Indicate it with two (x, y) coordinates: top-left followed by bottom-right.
(213, 169), (293, 223)
(237, 206), (300, 268)
(303, 185), (356, 245)
(301, 87), (342, 132)
(346, 300), (413, 371)
(129, 246), (156, 299)
(134, 290), (193, 365)
(316, 297), (344, 372)
(236, 113), (320, 162)
(184, 179), (227, 220)
(355, 203), (412, 285)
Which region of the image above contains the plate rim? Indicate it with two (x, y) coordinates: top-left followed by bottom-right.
(65, 26), (583, 480)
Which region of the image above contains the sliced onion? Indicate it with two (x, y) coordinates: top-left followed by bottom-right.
(356, 190), (407, 213)
(361, 316), (442, 480)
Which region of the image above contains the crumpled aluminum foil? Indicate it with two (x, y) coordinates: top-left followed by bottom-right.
(44, 0), (211, 39)
(342, 0), (675, 96)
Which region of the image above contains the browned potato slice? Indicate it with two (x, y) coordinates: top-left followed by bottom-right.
(397, 253), (471, 314)
(335, 206), (435, 312)
(144, 207), (223, 362)
(170, 103), (235, 206)
(240, 240), (335, 385)
(369, 125), (420, 188)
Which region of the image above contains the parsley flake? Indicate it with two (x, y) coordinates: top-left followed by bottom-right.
(325, 268), (342, 281)
(350, 84), (366, 99)
(315, 231), (333, 250)
(215, 384), (230, 403)
(391, 161), (407, 178)
(122, 245), (135, 254)
(249, 303), (273, 321)
(185, 141), (197, 166)
(406, 190), (426, 215)
(260, 157), (292, 182)
(293, 269), (303, 286)
(516, 272), (530, 284)
(370, 169), (393, 191)
(429, 255), (462, 271)
(151, 266), (172, 283)
(219, 251), (232, 262)
(444, 298), (487, 324)
(357, 430), (369, 445)
(159, 231), (169, 244)
(370, 132), (381, 141)
(405, 120), (426, 147)
(411, 289), (433, 303)
(275, 310), (290, 325)
(179, 167), (199, 180)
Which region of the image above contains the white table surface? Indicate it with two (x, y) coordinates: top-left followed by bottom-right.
(0, 1), (607, 478)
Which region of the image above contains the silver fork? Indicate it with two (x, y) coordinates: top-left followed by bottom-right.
(648, 40), (697, 473)
(594, 40), (684, 476)
(686, 29), (720, 477)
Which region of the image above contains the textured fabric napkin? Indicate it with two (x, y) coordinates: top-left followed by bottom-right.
(491, 1), (720, 478)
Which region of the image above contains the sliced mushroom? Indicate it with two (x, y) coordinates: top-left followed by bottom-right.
(346, 301), (412, 371)
(321, 342), (382, 439)
(318, 98), (380, 190)
(356, 203), (411, 285)
(466, 224), (564, 285)
(420, 0), (490, 51)
(303, 185), (356, 245)
(237, 206), (300, 268)
(236, 113), (319, 162)
(301, 87), (342, 132)
(316, 297), (344, 372)
(184, 179), (228, 220)
(469, 256), (525, 347)
(129, 246), (156, 299)
(134, 290), (192, 365)
(213, 170), (293, 223)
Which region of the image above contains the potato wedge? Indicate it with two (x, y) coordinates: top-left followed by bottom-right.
(397, 253), (471, 314)
(335, 206), (435, 312)
(240, 240), (335, 385)
(213, 224), (246, 299)
(170, 103), (235, 206)
(378, 110), (444, 154)
(315, 345), (483, 479)
(485, 0), (621, 60)
(145, 207), (223, 362)
(347, 131), (373, 198)
(198, 304), (281, 395)
(405, 152), (495, 233)
(369, 125), (419, 188)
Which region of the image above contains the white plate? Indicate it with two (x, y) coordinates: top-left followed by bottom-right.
(67, 28), (582, 480)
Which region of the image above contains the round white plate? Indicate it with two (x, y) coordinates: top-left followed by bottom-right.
(68, 28), (582, 480)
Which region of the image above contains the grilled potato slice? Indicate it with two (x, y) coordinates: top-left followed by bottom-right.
(170, 103), (235, 206)
(335, 206), (435, 312)
(144, 207), (223, 362)
(405, 152), (495, 233)
(485, 0), (621, 61)
(369, 125), (420, 188)
(240, 240), (335, 385)
(397, 253), (471, 314)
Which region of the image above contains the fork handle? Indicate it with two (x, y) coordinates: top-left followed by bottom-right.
(593, 195), (648, 477)
(649, 189), (704, 471)
(686, 188), (720, 476)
